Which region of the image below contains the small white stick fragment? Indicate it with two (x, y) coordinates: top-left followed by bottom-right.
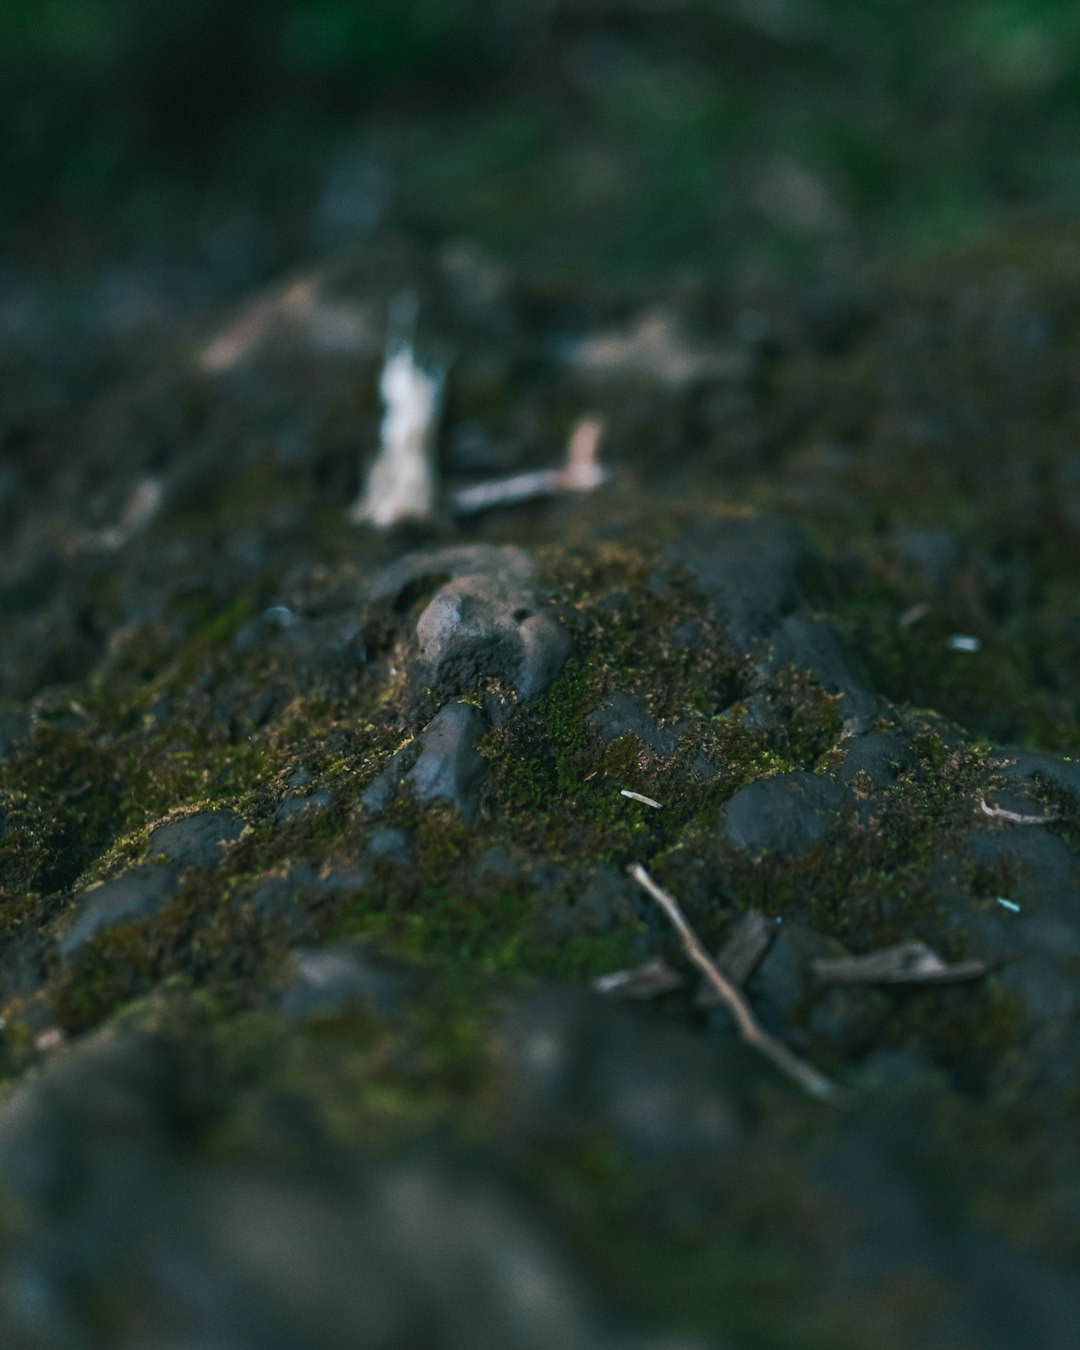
(947, 635), (981, 653)
(620, 789), (662, 809)
(996, 897), (1022, 913)
(627, 863), (843, 1104)
(349, 314), (445, 529)
(978, 796), (1060, 826)
(452, 415), (608, 516)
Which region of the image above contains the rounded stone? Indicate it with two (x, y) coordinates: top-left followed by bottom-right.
(724, 771), (850, 858)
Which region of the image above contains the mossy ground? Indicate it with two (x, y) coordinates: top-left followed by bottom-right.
(3, 232), (1080, 1343)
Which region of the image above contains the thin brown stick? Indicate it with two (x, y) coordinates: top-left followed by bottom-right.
(627, 863), (844, 1104)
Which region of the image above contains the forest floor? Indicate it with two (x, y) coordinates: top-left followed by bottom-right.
(2, 223), (1080, 1348)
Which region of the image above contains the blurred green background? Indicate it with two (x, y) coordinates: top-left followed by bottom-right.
(5, 0), (1080, 281)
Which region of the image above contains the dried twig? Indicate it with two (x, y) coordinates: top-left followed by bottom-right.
(620, 789), (662, 809)
(627, 864), (843, 1103)
(198, 273), (321, 373)
(592, 957), (686, 1000)
(978, 796), (1060, 826)
(811, 940), (987, 986)
(452, 415), (607, 516)
(696, 909), (776, 1006)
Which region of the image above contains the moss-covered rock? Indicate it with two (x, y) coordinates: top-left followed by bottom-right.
(2, 232), (1080, 1348)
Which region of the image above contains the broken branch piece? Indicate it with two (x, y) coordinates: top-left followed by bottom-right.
(978, 796), (1060, 826)
(452, 415), (608, 516)
(592, 957), (686, 1000)
(696, 909), (776, 1007)
(811, 940), (987, 986)
(620, 789), (662, 809)
(349, 299), (445, 530)
(627, 864), (843, 1104)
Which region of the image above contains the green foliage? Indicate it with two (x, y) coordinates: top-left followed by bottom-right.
(9, 1), (1080, 269)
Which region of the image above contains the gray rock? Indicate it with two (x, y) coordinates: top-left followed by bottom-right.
(658, 518), (878, 733)
(405, 700), (488, 821)
(814, 1110), (1080, 1350)
(588, 691), (681, 755)
(0, 1026), (713, 1350)
(724, 771), (850, 857)
(149, 811), (244, 870)
(0, 709), (27, 760)
(368, 543), (536, 608)
(505, 988), (745, 1158)
(763, 611), (882, 733)
(275, 789), (333, 824)
(888, 526), (961, 591)
(361, 751), (413, 814)
(0, 933), (48, 1000)
(839, 731), (916, 786)
(277, 612), (367, 677)
(58, 864), (178, 957)
(281, 941), (413, 1022)
(576, 865), (646, 933)
(234, 867), (323, 939)
(719, 923), (834, 1037)
(371, 544), (571, 703)
(368, 827), (415, 866)
(416, 579), (570, 705)
(720, 923), (889, 1055)
(991, 748), (1080, 804)
(964, 825), (1080, 915)
(658, 515), (807, 647)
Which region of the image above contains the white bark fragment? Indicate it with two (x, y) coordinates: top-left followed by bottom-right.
(349, 337), (445, 530)
(452, 415), (608, 516)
